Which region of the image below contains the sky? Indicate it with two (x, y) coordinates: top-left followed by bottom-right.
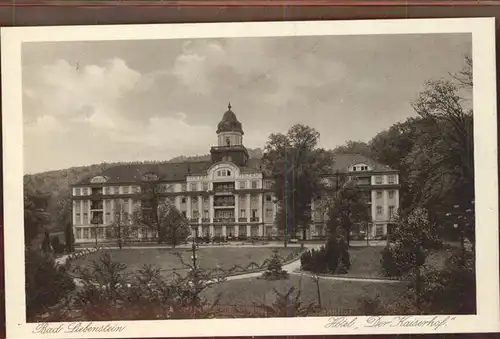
(22, 33), (471, 174)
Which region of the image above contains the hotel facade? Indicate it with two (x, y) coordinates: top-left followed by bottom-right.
(71, 104), (400, 244)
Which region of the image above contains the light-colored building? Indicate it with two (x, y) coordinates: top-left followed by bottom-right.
(70, 104), (399, 243)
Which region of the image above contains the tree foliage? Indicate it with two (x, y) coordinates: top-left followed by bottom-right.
(70, 251), (226, 320)
(157, 201), (190, 247)
(408, 62), (474, 241)
(263, 124), (333, 239)
(327, 179), (371, 245)
(261, 249), (289, 280)
(257, 287), (318, 317)
(381, 208), (441, 277)
(411, 250), (476, 314)
(332, 140), (371, 157)
(300, 236), (349, 274)
(368, 55), (474, 242)
(134, 185), (190, 247)
(110, 199), (132, 249)
(25, 249), (75, 321)
(24, 191), (51, 246)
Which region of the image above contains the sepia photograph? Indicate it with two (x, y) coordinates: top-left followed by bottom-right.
(2, 19), (498, 338)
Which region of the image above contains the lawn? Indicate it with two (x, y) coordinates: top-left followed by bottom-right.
(344, 246), (385, 278)
(71, 247), (301, 276)
(335, 245), (456, 279)
(203, 274), (408, 316)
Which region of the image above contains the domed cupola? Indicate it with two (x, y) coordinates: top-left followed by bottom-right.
(210, 102), (249, 166)
(216, 103), (244, 135)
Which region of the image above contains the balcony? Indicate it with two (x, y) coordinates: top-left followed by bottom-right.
(90, 193), (103, 200)
(213, 186), (235, 194)
(211, 145), (247, 151)
(214, 217), (235, 223)
(190, 218), (199, 224)
(91, 218), (103, 225)
(90, 203), (103, 210)
(214, 202), (235, 208)
(201, 218), (210, 223)
(238, 217), (247, 222)
(250, 217), (260, 222)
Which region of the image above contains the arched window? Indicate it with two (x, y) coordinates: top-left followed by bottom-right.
(226, 137), (231, 147)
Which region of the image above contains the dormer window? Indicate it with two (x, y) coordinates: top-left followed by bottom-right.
(351, 163), (371, 172)
(217, 169), (232, 177)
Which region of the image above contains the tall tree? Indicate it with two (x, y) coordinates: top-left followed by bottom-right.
(24, 190), (51, 246)
(134, 180), (162, 243)
(56, 196), (74, 252)
(368, 116), (435, 212)
(157, 201), (190, 248)
(327, 179), (371, 245)
(262, 125), (333, 241)
(410, 55), (474, 242)
(112, 199), (131, 249)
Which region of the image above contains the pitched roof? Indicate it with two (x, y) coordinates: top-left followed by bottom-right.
(75, 161), (213, 185)
(331, 153), (395, 172)
(74, 153), (394, 186)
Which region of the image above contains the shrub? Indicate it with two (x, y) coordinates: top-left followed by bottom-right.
(381, 208), (438, 277)
(25, 249), (75, 321)
(51, 236), (66, 254)
(412, 250), (476, 314)
(212, 236), (226, 244)
(261, 249), (289, 280)
(381, 241), (425, 277)
(380, 245), (400, 276)
(258, 287), (317, 317)
(300, 237), (350, 274)
(72, 251), (227, 321)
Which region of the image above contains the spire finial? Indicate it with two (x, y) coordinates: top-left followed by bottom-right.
(228, 102), (232, 110)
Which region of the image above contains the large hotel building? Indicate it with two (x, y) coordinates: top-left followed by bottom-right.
(71, 104), (400, 244)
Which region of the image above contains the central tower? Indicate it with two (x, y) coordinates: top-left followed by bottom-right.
(210, 103), (249, 166)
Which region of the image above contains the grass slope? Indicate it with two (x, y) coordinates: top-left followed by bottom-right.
(204, 274), (408, 315)
(71, 247), (300, 275)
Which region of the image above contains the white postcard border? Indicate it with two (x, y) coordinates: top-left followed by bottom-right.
(2, 18), (499, 338)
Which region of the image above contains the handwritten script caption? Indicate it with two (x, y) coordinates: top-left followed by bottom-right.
(33, 322), (127, 335)
(325, 315), (456, 331)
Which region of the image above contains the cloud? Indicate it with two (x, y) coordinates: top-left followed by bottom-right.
(22, 57), (219, 173)
(22, 34), (472, 174)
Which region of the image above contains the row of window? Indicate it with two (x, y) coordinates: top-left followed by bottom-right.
(352, 165), (370, 171)
(179, 194), (273, 204)
(74, 227), (157, 240)
(74, 194), (274, 213)
(74, 186), (137, 196)
(376, 205), (396, 217)
(74, 211), (132, 225)
(74, 199), (132, 211)
(375, 190), (396, 199)
(374, 175), (396, 185)
(185, 180), (266, 191)
(74, 180), (273, 196)
(194, 225), (263, 237)
(77, 174), (394, 196)
(186, 207), (273, 219)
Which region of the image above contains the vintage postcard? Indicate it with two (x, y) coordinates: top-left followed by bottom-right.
(2, 18), (499, 338)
